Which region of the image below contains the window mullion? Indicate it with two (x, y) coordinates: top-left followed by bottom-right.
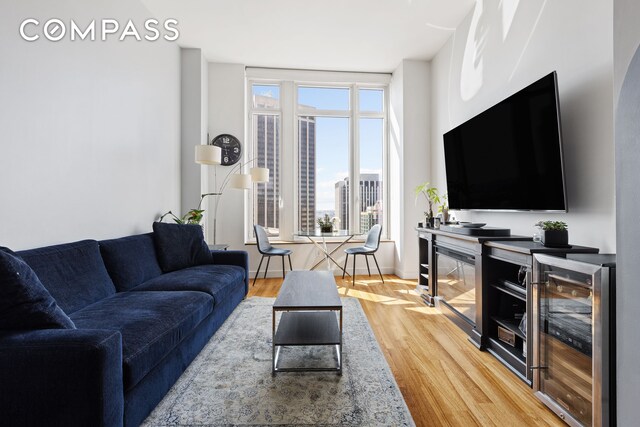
(280, 81), (295, 241)
(351, 84), (360, 234)
(383, 88), (389, 239)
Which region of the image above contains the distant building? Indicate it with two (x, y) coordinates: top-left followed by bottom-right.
(360, 173), (381, 219)
(360, 200), (383, 234)
(298, 116), (317, 232)
(253, 95), (280, 234)
(334, 179), (349, 229)
(253, 97), (317, 234)
(335, 174), (382, 232)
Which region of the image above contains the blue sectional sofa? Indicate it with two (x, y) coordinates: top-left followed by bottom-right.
(0, 230), (249, 427)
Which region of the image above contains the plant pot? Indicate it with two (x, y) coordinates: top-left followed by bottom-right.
(320, 226), (333, 233)
(441, 209), (449, 224)
(541, 229), (568, 247)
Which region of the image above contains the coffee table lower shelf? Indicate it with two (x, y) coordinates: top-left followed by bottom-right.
(272, 311), (343, 374)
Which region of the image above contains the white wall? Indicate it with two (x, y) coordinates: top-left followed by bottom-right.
(614, 0), (640, 102)
(180, 48), (208, 214)
(430, 0), (615, 251)
(613, 0), (640, 423)
(0, 0), (181, 249)
(389, 63), (404, 277)
(390, 60), (431, 279)
(206, 62), (246, 246)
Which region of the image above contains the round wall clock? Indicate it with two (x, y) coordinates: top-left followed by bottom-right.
(211, 134), (242, 166)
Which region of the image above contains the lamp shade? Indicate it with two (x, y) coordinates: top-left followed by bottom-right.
(229, 173), (251, 189)
(195, 145), (221, 165)
(250, 167), (270, 183)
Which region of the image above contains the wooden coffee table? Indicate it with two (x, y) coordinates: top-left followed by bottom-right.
(272, 271), (343, 374)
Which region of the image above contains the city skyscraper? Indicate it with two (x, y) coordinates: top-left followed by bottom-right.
(298, 115), (317, 232)
(335, 173), (382, 232)
(253, 95), (280, 234)
(360, 200), (383, 233)
(335, 178), (349, 227)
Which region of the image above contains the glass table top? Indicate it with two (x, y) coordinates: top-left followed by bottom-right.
(296, 230), (361, 237)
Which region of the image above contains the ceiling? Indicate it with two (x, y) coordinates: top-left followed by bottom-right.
(141, 0), (476, 73)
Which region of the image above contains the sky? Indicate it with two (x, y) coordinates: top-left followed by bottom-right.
(253, 85), (383, 212)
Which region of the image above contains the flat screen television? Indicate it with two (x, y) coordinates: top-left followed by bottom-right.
(443, 71), (567, 212)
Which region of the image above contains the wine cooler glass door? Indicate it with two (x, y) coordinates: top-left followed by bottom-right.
(534, 256), (604, 427)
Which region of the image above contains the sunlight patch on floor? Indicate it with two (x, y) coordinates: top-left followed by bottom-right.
(337, 287), (410, 304)
(381, 299), (416, 306)
(385, 278), (418, 286)
(394, 289), (420, 295)
(341, 290), (396, 303)
(405, 306), (440, 315)
(348, 279), (385, 286)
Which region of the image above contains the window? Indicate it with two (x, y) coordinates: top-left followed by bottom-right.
(299, 116), (350, 232)
(247, 71), (388, 241)
(358, 89), (384, 233)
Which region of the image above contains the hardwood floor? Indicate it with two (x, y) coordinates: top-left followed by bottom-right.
(249, 274), (564, 427)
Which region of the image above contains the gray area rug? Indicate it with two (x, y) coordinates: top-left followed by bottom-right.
(143, 297), (415, 426)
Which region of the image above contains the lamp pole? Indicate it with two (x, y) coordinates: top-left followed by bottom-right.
(199, 158), (263, 244)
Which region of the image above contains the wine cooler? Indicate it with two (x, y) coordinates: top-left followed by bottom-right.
(532, 254), (615, 427)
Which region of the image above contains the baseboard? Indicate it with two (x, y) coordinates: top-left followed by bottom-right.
(251, 267), (395, 279)
(393, 269), (419, 280)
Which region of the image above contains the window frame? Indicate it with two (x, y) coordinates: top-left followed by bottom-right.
(246, 69), (390, 243)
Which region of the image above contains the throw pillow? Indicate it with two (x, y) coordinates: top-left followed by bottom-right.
(0, 247), (76, 330)
(152, 222), (213, 273)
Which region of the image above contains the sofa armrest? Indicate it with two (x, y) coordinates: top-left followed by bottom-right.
(0, 329), (123, 427)
(210, 250), (249, 294)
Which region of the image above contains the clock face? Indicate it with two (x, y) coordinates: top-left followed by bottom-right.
(211, 134), (242, 166)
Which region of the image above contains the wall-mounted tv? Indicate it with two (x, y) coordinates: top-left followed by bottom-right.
(443, 71), (567, 212)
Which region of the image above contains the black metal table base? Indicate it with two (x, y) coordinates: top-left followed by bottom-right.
(272, 271), (343, 375)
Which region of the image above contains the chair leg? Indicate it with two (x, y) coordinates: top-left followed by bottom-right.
(253, 255), (264, 286)
(264, 256), (271, 279)
(372, 254), (384, 283)
(342, 254), (349, 279)
(288, 254), (293, 271)
(352, 254), (356, 286)
(365, 255), (371, 276)
(281, 256), (285, 279)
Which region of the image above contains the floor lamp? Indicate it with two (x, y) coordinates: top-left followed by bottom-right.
(195, 144), (269, 244)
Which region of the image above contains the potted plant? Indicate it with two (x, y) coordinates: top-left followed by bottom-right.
(415, 182), (441, 227)
(438, 193), (450, 223)
(159, 209), (205, 225)
(317, 214), (337, 233)
(534, 220), (568, 247)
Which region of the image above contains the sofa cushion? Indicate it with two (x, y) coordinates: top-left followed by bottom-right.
(131, 264), (245, 307)
(17, 240), (116, 314)
(152, 222), (212, 273)
(70, 291), (213, 390)
(0, 247), (76, 330)
(99, 234), (163, 292)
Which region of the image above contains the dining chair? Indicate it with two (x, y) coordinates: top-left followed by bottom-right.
(253, 224), (293, 286)
(342, 224), (384, 286)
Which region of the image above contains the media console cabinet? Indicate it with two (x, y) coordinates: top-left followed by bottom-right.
(416, 227), (599, 385)
(416, 227), (525, 349)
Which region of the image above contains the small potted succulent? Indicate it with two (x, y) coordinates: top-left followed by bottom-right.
(534, 220), (568, 247)
(317, 214), (337, 233)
